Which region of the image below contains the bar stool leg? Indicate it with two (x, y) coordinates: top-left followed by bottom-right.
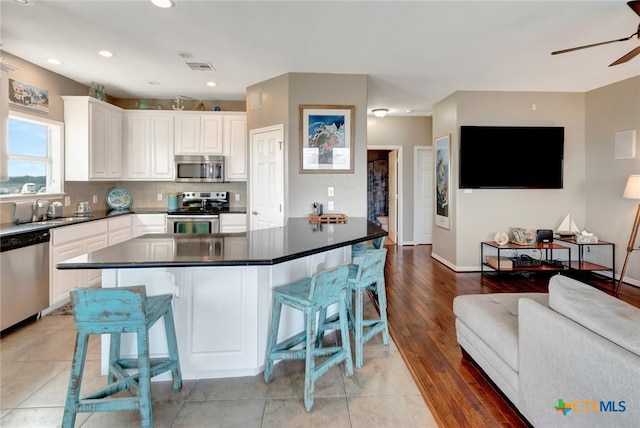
(338, 298), (354, 377)
(303, 308), (316, 412)
(63, 332), (89, 428)
(354, 286), (366, 368)
(136, 327), (153, 428)
(162, 308), (182, 390)
(264, 298), (282, 383)
(377, 279), (390, 345)
(108, 332), (121, 383)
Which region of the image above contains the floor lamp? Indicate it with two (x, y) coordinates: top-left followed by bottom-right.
(617, 175), (640, 296)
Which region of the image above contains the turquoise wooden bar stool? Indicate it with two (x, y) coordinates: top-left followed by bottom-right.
(320, 248), (389, 368)
(351, 236), (386, 260)
(264, 264), (353, 411)
(63, 286), (182, 428)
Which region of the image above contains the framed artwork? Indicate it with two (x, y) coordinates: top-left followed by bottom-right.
(8, 79), (49, 112)
(435, 134), (451, 229)
(300, 105), (355, 173)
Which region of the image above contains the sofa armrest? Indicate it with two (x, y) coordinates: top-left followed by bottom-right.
(518, 298), (640, 428)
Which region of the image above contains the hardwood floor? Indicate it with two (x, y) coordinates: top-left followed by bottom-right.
(382, 244), (640, 428)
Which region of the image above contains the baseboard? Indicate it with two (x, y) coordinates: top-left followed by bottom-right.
(431, 251), (480, 272)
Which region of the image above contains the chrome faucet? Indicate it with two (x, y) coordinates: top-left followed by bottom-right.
(32, 198), (43, 222)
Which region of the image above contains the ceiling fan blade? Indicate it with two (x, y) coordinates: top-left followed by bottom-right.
(609, 44), (640, 66)
(628, 1), (640, 17)
(551, 32), (638, 55)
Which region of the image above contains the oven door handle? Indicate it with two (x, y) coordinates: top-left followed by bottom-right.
(166, 215), (220, 219)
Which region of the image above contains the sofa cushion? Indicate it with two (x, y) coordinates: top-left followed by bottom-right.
(453, 292), (548, 372)
(549, 275), (640, 357)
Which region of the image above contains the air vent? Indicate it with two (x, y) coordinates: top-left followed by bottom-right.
(185, 62), (216, 71)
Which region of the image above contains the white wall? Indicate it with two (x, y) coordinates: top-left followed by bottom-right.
(585, 76), (640, 287)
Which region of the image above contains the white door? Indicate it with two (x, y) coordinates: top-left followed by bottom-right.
(388, 150), (398, 244)
(250, 125), (284, 230)
(414, 147), (433, 244)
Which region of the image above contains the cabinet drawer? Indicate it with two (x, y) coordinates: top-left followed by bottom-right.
(52, 220), (108, 246)
(134, 214), (167, 227)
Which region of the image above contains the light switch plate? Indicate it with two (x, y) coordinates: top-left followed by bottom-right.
(327, 201), (334, 211)
(328, 187), (334, 196)
(92, 195), (98, 203)
(64, 196), (71, 206)
(157, 193), (163, 201)
(235, 193), (240, 201)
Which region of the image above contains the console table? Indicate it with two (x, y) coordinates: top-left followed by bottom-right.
(481, 241), (570, 276)
(555, 237), (616, 287)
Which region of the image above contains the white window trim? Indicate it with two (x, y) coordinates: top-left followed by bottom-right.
(1, 109), (65, 202)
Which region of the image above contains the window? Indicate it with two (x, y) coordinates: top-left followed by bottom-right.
(1, 111), (63, 197)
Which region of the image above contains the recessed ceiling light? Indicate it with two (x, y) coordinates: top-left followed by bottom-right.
(14, 0), (29, 4)
(151, 0), (175, 8)
(47, 58), (61, 65)
(148, 81), (161, 85)
(206, 81), (217, 87)
(178, 51), (193, 59)
(99, 50), (113, 58)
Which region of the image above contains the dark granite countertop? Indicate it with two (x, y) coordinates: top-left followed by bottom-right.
(57, 217), (386, 269)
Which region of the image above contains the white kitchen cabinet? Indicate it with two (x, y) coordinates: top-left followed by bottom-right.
(174, 113), (223, 155)
(220, 213), (247, 233)
(124, 112), (175, 180)
(108, 215), (133, 245)
(50, 220), (109, 305)
(133, 214), (167, 237)
(223, 115), (247, 181)
(62, 96), (123, 181)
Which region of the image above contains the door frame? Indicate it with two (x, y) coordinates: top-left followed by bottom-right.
(366, 145), (403, 245)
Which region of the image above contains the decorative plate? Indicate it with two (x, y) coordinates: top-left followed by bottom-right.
(106, 187), (133, 210)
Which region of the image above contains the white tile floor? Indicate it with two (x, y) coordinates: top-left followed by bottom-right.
(0, 304), (437, 428)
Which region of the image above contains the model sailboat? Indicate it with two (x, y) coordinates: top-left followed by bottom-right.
(556, 214), (580, 236)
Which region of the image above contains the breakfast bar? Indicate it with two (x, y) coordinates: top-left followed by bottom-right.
(57, 218), (386, 380)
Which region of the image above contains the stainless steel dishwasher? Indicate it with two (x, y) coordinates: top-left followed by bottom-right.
(1, 228), (50, 332)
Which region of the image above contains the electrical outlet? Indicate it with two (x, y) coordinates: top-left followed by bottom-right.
(235, 193), (240, 202)
(327, 200), (334, 211)
(328, 187), (334, 197)
(157, 193), (163, 201)
(64, 196), (71, 207)
(92, 194), (98, 204)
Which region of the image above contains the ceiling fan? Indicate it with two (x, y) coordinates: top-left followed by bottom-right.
(551, 1), (640, 66)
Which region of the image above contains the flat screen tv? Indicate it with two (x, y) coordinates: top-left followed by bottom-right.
(459, 126), (564, 189)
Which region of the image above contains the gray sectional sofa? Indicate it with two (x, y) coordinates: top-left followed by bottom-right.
(453, 275), (640, 427)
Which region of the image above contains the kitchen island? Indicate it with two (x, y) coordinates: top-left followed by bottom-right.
(57, 218), (386, 380)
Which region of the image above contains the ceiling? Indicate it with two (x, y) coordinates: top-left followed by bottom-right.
(2, 0), (639, 116)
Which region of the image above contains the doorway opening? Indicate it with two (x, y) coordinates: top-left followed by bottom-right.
(367, 147), (402, 244)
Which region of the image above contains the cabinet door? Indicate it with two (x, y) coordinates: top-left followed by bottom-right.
(220, 213), (247, 233)
(201, 116), (223, 154)
(105, 109), (123, 178)
(50, 241), (85, 305)
(85, 235), (108, 286)
(224, 116), (247, 181)
(109, 228), (132, 246)
(175, 115), (200, 154)
(150, 115), (175, 179)
(125, 114), (151, 179)
(89, 104), (108, 178)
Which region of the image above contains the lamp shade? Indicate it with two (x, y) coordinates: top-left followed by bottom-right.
(623, 175), (640, 200)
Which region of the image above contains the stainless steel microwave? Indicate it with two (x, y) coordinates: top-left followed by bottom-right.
(175, 155), (224, 182)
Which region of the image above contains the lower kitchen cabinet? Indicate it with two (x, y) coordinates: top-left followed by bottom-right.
(50, 220), (109, 305)
(133, 214), (167, 237)
(108, 215), (133, 245)
(220, 213), (247, 233)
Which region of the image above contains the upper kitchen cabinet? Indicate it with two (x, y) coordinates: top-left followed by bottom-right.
(124, 111), (175, 180)
(62, 96), (123, 181)
(175, 113), (223, 155)
(223, 115), (247, 181)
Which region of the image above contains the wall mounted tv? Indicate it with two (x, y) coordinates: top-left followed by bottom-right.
(459, 126), (564, 189)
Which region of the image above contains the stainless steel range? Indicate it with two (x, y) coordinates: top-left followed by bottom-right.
(166, 191), (229, 234)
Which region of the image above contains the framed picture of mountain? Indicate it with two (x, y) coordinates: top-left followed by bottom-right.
(300, 105), (355, 173)
(435, 134), (450, 229)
